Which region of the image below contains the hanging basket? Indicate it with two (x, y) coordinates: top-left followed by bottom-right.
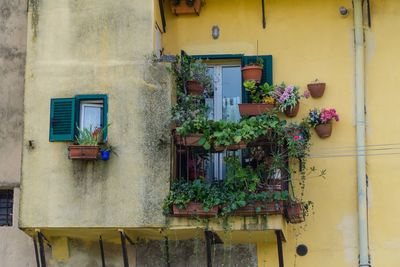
(315, 123), (332, 138)
(186, 80), (204, 95)
(284, 102), (300, 117)
(241, 65), (263, 82)
(286, 203), (305, 224)
(238, 103), (274, 116)
(170, 0), (202, 15)
(307, 82), (326, 98)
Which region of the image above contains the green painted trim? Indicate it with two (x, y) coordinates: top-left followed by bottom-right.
(49, 98), (76, 142)
(192, 54), (244, 60)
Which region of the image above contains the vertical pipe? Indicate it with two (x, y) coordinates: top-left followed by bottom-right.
(353, 1), (370, 266)
(120, 232), (129, 267)
(37, 232), (47, 267)
(205, 231), (213, 267)
(275, 231), (284, 267)
(164, 237), (171, 267)
(33, 237), (40, 267)
(99, 236), (106, 267)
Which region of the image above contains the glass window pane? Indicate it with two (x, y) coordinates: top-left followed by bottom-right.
(81, 105), (103, 130)
(222, 66), (241, 122)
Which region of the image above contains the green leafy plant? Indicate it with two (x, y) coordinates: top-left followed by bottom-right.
(245, 57), (264, 68)
(75, 126), (102, 145)
(243, 80), (275, 104)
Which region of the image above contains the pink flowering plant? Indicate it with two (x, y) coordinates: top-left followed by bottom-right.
(308, 108), (339, 128)
(270, 83), (310, 112)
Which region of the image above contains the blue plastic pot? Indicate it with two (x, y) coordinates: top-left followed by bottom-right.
(101, 150), (110, 161)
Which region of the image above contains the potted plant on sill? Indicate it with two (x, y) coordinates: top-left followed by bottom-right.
(175, 114), (211, 149)
(239, 80), (275, 116)
(270, 83), (310, 117)
(307, 79), (326, 98)
(185, 59), (212, 96)
(68, 126), (104, 160)
(308, 108), (340, 138)
(241, 57), (264, 82)
(100, 143), (117, 161)
(163, 179), (220, 218)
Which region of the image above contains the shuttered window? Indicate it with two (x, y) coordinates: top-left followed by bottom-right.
(49, 98), (76, 141)
(241, 55), (273, 103)
(49, 95), (108, 142)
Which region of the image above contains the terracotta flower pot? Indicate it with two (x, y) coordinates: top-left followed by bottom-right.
(170, 0), (202, 15)
(214, 141), (247, 152)
(186, 80), (204, 95)
(241, 65), (263, 82)
(286, 203), (305, 224)
(284, 103), (300, 117)
(307, 82), (326, 98)
(68, 145), (100, 160)
(238, 103), (274, 116)
(232, 201), (283, 216)
(172, 202), (218, 217)
(175, 133), (204, 146)
(315, 123), (332, 138)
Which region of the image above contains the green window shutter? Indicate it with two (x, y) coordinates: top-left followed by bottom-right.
(241, 55), (273, 103)
(49, 98), (76, 142)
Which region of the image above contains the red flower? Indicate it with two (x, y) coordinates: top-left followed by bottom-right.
(294, 135), (300, 141)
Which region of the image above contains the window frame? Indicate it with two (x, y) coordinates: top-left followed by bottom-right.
(0, 189), (14, 227)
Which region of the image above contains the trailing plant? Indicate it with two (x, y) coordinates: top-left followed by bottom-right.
(285, 121), (311, 159)
(171, 92), (209, 126)
(243, 80), (275, 104)
(168, 55), (213, 97)
(270, 83), (310, 112)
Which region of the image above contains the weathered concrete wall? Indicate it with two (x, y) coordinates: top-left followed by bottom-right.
(137, 240), (257, 267)
(21, 0), (172, 228)
(45, 238), (256, 267)
(0, 0), (25, 186)
(0, 189), (36, 267)
(0, 1), (36, 266)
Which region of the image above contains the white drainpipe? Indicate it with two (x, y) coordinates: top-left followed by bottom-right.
(353, 0), (370, 266)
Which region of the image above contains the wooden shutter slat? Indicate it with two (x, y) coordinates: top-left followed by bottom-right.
(49, 98), (76, 142)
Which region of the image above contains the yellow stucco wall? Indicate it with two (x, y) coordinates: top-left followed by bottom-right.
(365, 1), (400, 267)
(21, 0), (172, 229)
(160, 0), (400, 266)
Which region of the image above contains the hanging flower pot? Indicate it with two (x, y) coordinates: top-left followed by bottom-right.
(238, 103), (274, 116)
(315, 123), (332, 138)
(101, 150), (110, 161)
(172, 202), (218, 217)
(186, 80), (204, 95)
(307, 81), (326, 98)
(170, 0), (202, 15)
(241, 65), (263, 82)
(286, 203), (305, 224)
(284, 102), (300, 117)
